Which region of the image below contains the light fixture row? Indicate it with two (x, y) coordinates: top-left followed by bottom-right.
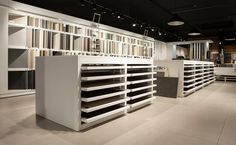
(80, 0), (182, 39)
(167, 14), (201, 36)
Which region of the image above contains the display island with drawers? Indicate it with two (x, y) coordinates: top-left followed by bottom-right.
(36, 55), (156, 131)
(155, 60), (215, 97)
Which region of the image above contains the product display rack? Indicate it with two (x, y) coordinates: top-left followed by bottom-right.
(183, 62), (215, 96)
(155, 60), (215, 97)
(127, 64), (156, 111)
(0, 0), (155, 98)
(36, 55), (155, 131)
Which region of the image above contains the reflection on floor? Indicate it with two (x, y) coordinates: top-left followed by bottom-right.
(0, 81), (236, 145)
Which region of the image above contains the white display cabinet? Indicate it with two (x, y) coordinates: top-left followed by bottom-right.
(215, 67), (236, 81)
(155, 60), (215, 97)
(36, 55), (156, 131)
(0, 0), (155, 98)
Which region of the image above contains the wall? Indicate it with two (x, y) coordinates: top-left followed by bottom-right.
(154, 40), (172, 60)
(188, 36), (219, 53)
(176, 46), (189, 58)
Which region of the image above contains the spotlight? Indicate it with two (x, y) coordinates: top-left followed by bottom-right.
(151, 28), (155, 32)
(116, 13), (121, 19)
(132, 23), (136, 27)
(158, 31), (162, 36)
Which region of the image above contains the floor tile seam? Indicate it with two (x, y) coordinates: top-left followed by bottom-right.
(216, 114), (228, 145)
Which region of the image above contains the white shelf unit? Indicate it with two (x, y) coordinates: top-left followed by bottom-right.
(215, 67), (236, 82)
(127, 64), (156, 111)
(155, 60), (215, 97)
(36, 55), (155, 131)
(0, 1), (155, 98)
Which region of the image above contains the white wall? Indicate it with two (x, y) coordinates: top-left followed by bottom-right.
(176, 46), (188, 58)
(154, 40), (175, 60)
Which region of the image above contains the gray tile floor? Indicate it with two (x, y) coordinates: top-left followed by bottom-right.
(0, 81), (236, 145)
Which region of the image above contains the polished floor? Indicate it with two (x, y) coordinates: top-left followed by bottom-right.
(0, 81), (236, 145)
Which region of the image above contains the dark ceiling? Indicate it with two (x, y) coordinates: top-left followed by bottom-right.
(14, 0), (236, 42)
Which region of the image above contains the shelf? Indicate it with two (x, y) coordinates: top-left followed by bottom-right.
(129, 84), (156, 92)
(8, 68), (32, 71)
(128, 72), (154, 77)
(128, 78), (155, 85)
(184, 87), (196, 95)
(194, 80), (204, 86)
(128, 97), (154, 108)
(195, 76), (204, 81)
(184, 74), (196, 78)
(127, 66), (153, 69)
(8, 45), (27, 50)
(81, 81), (126, 91)
(184, 65), (194, 68)
(82, 97), (128, 113)
(81, 89), (127, 102)
(128, 91), (156, 100)
(184, 83), (196, 88)
(81, 105), (127, 124)
(81, 74), (126, 81)
(81, 66), (125, 70)
(184, 70), (196, 73)
(8, 22), (26, 28)
(184, 78), (198, 83)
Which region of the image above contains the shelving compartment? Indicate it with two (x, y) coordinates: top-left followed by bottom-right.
(127, 64), (155, 111)
(8, 13), (27, 26)
(26, 28), (40, 48)
(80, 64), (127, 125)
(8, 70), (35, 90)
(8, 49), (29, 68)
(73, 36), (83, 51)
(8, 22), (26, 47)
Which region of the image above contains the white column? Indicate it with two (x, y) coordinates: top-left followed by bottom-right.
(0, 7), (8, 94)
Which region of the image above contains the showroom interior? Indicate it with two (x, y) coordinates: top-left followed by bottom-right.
(0, 0), (236, 145)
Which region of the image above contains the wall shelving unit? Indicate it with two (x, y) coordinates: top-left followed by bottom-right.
(0, 0), (155, 98)
(36, 55), (156, 131)
(155, 60), (215, 97)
